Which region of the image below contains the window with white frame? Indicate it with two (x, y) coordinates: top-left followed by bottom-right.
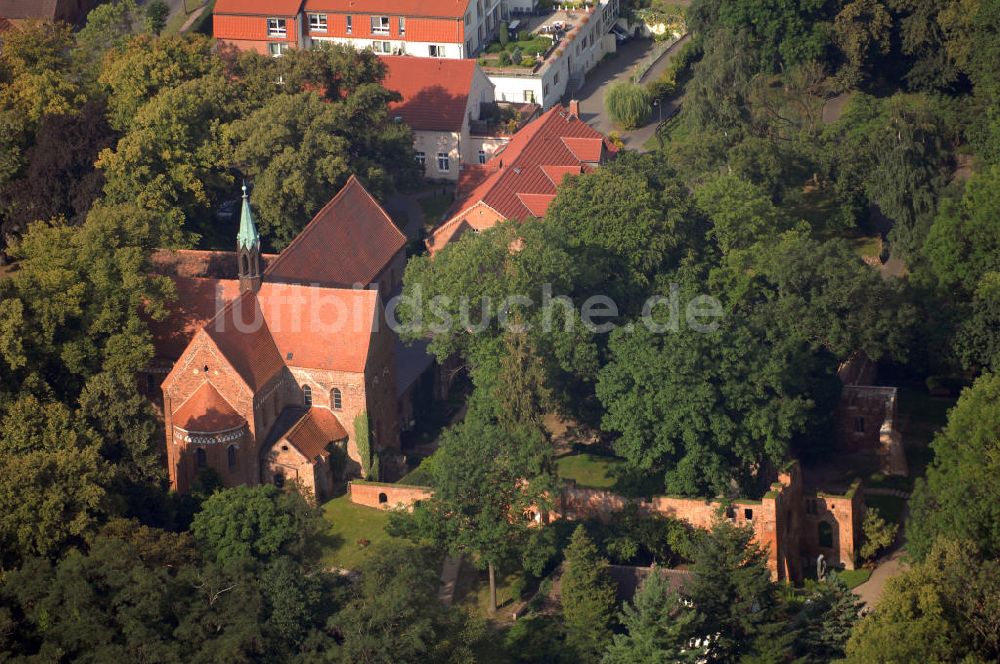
(524, 89), (535, 103)
(267, 18), (287, 37)
(346, 15), (352, 33)
(478, 149), (486, 164)
(428, 44), (445, 57)
(437, 153), (450, 171)
(308, 13), (327, 31)
(399, 16), (405, 34)
(415, 151), (426, 166)
(371, 15), (390, 34)
(371, 40), (391, 53)
(269, 42), (290, 57)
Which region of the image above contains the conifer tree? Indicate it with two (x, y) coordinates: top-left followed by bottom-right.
(603, 569), (703, 663)
(561, 526), (617, 662)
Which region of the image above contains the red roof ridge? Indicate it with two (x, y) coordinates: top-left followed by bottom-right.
(281, 407), (349, 460)
(264, 175), (405, 287)
(203, 291), (285, 391)
(214, 0), (303, 16)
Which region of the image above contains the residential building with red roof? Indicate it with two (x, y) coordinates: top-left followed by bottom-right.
(213, 0), (306, 56)
(213, 0), (504, 59)
(152, 177), (407, 498)
(382, 56), (497, 180)
(302, 0), (500, 59)
(427, 102), (614, 253)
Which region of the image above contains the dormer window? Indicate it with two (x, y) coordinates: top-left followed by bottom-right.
(372, 15), (390, 34)
(303, 385), (312, 406)
(268, 18), (287, 37)
(331, 387), (342, 410)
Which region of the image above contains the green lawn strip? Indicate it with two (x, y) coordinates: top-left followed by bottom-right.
(319, 494), (396, 570)
(452, 561), (527, 618)
(556, 453), (625, 489)
(834, 567), (872, 590)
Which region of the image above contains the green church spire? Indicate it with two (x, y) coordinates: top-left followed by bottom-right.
(237, 183), (260, 252)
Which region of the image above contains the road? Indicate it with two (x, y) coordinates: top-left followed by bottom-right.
(573, 35), (690, 151)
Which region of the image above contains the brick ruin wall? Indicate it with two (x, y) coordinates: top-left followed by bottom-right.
(349, 481), (433, 510)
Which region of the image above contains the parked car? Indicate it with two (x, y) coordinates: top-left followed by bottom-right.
(610, 24), (630, 43)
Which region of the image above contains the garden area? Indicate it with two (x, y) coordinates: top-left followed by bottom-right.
(478, 28), (554, 69)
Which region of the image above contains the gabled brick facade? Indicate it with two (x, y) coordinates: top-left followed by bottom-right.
(152, 178), (406, 494)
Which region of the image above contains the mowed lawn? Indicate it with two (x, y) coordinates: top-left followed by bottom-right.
(556, 453), (625, 489)
(319, 494), (397, 570)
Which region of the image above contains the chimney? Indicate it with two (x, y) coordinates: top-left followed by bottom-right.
(568, 99), (580, 118)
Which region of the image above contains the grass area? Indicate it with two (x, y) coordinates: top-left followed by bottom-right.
(418, 192), (454, 225)
(556, 452), (625, 489)
(453, 561), (527, 618)
(319, 494), (397, 570)
(848, 234), (882, 259)
(865, 471), (913, 493)
(865, 493), (907, 524)
(397, 460), (435, 487)
(835, 567), (872, 589)
(163, 0), (214, 36)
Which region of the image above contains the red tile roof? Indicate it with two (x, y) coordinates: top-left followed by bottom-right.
(214, 0), (303, 16)
(150, 249), (277, 280)
(204, 291), (286, 391)
(430, 105), (613, 250)
(172, 381), (245, 432)
(148, 277), (241, 360)
(257, 283), (378, 373)
(284, 407), (348, 460)
(382, 56), (477, 132)
(264, 175), (405, 288)
(304, 0), (470, 20)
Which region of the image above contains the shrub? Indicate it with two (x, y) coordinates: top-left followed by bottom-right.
(605, 81), (651, 130)
(145, 0), (169, 34)
(859, 509), (898, 563)
(486, 41), (504, 54)
(499, 21), (509, 47)
(498, 51), (512, 66)
(511, 46), (523, 65)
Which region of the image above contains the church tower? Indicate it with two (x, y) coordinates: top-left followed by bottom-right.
(237, 184), (261, 294)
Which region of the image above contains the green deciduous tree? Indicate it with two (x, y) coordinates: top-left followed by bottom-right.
(845, 538), (1000, 663)
(333, 542), (484, 662)
(191, 484), (324, 567)
(907, 372), (1000, 560)
(391, 398), (557, 614)
(859, 508), (898, 562)
(561, 526), (617, 662)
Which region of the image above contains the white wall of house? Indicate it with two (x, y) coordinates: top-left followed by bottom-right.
(312, 36), (465, 58)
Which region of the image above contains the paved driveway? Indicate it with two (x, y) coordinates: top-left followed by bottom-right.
(573, 35), (689, 151)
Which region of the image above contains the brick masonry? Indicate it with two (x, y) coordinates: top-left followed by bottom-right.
(349, 481), (433, 510)
(352, 461), (863, 582)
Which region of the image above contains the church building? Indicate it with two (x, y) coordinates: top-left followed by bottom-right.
(147, 177), (407, 500)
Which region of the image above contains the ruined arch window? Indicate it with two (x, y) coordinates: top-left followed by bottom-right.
(818, 521), (834, 549)
(303, 385), (312, 406)
(378, 492), (388, 504)
(274, 472), (285, 488)
(331, 387), (342, 410)
(744, 508), (754, 521)
(195, 447), (207, 469)
(227, 445), (238, 469)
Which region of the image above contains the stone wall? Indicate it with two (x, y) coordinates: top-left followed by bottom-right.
(349, 481), (433, 510)
(801, 481), (865, 570)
